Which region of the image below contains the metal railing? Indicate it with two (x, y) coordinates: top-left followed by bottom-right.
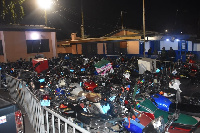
(0, 69), (1, 89)
(6, 75), (90, 133)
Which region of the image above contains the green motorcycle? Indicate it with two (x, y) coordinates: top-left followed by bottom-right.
(134, 96), (200, 132)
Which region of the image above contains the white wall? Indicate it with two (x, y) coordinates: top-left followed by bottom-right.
(193, 43), (200, 51)
(188, 41), (192, 51)
(160, 41), (178, 50)
(97, 43), (104, 54)
(145, 41), (150, 52)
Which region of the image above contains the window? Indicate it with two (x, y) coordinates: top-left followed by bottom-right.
(26, 40), (40, 53)
(40, 39), (50, 52)
(0, 40), (3, 55)
(26, 39), (50, 53)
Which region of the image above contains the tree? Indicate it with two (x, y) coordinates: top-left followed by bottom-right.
(0, 0), (25, 24)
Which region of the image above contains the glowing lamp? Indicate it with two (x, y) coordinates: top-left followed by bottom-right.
(37, 0), (52, 9)
(31, 32), (40, 40)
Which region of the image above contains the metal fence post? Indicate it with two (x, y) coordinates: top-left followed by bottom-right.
(0, 69), (1, 89)
(6, 74), (90, 133)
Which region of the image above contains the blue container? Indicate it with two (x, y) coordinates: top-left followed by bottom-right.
(123, 118), (144, 133)
(151, 94), (172, 112)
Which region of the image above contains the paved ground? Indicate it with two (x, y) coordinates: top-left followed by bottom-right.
(0, 88), (35, 133)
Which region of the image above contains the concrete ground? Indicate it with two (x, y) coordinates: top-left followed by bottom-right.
(0, 88), (35, 133)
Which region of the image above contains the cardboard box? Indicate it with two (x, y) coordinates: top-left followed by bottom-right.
(138, 58), (157, 74)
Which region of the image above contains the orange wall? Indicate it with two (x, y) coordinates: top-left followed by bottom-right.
(97, 43), (104, 54)
(71, 44), (82, 54)
(77, 44), (82, 54)
(127, 41), (139, 54)
(104, 43), (107, 54)
(57, 41), (72, 54)
(97, 43), (107, 54)
(57, 47), (72, 53)
(3, 31), (55, 62)
(4, 31), (27, 62)
(72, 45), (77, 54)
(0, 56), (4, 62)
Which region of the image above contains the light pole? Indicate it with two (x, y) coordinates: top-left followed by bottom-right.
(37, 0), (52, 26)
(45, 9), (47, 26)
(81, 0), (85, 39)
(143, 0), (146, 57)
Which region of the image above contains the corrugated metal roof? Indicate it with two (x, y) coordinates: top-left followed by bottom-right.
(103, 29), (160, 37)
(0, 24), (57, 32)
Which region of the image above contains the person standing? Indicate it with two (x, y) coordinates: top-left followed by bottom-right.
(168, 47), (176, 62)
(148, 47), (152, 58)
(161, 47), (167, 61)
(153, 49), (158, 55)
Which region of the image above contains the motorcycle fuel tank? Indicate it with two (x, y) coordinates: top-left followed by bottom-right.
(151, 94), (172, 112)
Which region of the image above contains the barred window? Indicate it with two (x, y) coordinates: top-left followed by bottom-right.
(26, 39), (50, 53)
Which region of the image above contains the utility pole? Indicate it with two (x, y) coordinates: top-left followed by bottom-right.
(45, 9), (47, 26)
(143, 0), (146, 57)
(81, 0), (85, 39)
(121, 11), (127, 35)
(0, 69), (1, 89)
(121, 11), (124, 30)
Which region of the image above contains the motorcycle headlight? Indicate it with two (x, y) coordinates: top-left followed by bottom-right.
(151, 116), (165, 133)
(142, 116), (165, 133)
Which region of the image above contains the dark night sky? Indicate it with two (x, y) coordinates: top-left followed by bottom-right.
(21, 0), (200, 40)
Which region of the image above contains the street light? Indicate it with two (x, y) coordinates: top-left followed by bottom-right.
(143, 0), (146, 57)
(37, 0), (52, 26)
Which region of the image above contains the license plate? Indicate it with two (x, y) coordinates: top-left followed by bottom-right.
(40, 100), (50, 106)
(0, 116), (7, 124)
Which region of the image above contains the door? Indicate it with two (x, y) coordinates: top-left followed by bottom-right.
(178, 40), (188, 62)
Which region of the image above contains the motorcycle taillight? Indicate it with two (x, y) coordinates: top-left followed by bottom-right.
(42, 95), (49, 100)
(15, 110), (24, 133)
